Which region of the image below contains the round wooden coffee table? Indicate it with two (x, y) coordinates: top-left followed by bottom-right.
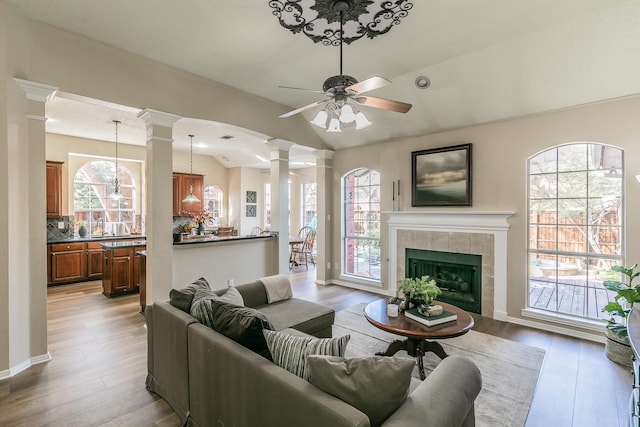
(363, 299), (474, 380)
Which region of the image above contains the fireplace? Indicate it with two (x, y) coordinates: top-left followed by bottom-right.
(406, 249), (482, 314)
(384, 211), (514, 320)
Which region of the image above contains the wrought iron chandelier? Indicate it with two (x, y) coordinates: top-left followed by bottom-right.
(269, 0), (414, 45)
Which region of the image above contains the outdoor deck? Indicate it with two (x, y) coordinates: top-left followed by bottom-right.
(529, 276), (614, 319)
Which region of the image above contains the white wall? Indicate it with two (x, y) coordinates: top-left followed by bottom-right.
(332, 95), (640, 333)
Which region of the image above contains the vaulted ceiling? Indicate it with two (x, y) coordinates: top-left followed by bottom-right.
(7, 0), (640, 166)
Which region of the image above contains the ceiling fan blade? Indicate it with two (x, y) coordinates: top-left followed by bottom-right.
(355, 96), (412, 113)
(279, 100), (328, 118)
(278, 85), (326, 94)
(346, 76), (391, 95)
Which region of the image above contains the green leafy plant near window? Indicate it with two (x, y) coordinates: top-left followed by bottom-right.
(401, 275), (441, 303)
(602, 263), (640, 339)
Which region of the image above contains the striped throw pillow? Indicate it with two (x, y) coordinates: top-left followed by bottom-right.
(190, 287), (244, 328)
(263, 329), (350, 381)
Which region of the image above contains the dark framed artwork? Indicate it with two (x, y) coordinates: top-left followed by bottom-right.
(246, 204), (257, 217)
(246, 191), (257, 204)
(411, 143), (472, 207)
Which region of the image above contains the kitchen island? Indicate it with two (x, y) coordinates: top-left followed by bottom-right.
(172, 233), (279, 290)
(101, 239), (147, 297)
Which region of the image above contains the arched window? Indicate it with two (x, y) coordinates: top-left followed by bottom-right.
(343, 168), (381, 281)
(204, 185), (223, 222)
(528, 143), (623, 320)
(74, 160), (136, 236)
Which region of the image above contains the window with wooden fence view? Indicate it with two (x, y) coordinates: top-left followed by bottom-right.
(528, 143), (623, 320)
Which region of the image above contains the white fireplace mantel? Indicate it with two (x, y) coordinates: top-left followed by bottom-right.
(383, 210), (515, 321)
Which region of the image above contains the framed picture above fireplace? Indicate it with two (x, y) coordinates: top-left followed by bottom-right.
(411, 143), (472, 207)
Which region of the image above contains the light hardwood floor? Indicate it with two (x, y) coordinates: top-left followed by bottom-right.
(0, 270), (631, 427)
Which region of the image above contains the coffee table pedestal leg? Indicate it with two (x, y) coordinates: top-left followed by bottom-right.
(375, 338), (449, 380)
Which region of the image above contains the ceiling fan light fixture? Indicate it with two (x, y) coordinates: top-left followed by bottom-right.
(355, 111), (371, 130)
(311, 110), (329, 128)
(327, 118), (342, 133)
(339, 104), (356, 123)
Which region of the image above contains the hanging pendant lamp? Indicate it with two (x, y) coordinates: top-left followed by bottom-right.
(182, 134), (200, 203)
(108, 120), (124, 200)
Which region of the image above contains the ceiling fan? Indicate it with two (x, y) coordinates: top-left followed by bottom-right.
(278, 1), (412, 131)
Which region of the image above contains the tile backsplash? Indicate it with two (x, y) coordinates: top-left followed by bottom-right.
(46, 216), (73, 241)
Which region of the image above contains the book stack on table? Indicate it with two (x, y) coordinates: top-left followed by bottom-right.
(405, 307), (457, 327)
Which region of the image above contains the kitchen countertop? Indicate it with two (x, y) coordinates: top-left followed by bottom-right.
(173, 234), (275, 245)
(100, 240), (147, 249)
(47, 235), (146, 244)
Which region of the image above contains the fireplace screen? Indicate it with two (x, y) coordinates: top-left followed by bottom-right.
(406, 248), (482, 314)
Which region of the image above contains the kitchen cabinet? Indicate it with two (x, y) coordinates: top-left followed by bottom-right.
(47, 238), (146, 285)
(85, 241), (105, 279)
(173, 172), (204, 215)
(101, 242), (146, 297)
(49, 242), (85, 284)
(46, 161), (63, 218)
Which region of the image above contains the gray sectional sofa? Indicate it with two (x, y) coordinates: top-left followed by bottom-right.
(145, 278), (482, 427)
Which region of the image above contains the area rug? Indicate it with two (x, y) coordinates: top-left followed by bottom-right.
(334, 304), (545, 427)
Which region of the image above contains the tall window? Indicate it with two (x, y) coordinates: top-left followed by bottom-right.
(74, 160), (136, 235)
(204, 185), (223, 221)
(302, 182), (317, 229)
(528, 143), (623, 320)
(343, 168), (381, 281)
(264, 182), (291, 231)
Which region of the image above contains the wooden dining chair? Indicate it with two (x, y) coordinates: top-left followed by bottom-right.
(291, 229), (316, 270)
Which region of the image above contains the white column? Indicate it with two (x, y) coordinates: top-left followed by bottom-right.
(137, 109), (181, 304)
(1, 79), (58, 378)
(314, 150), (334, 285)
(266, 139), (294, 274)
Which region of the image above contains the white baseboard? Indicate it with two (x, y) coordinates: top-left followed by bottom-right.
(0, 352), (52, 380)
(325, 279), (394, 296)
(507, 315), (605, 343)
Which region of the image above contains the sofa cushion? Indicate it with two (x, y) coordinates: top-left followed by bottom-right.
(209, 300), (274, 360)
(169, 277), (210, 313)
(190, 287), (244, 327)
(263, 329), (349, 381)
(257, 298), (334, 336)
(307, 355), (414, 427)
(232, 281), (269, 308)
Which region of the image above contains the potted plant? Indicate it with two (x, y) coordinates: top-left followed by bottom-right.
(602, 263), (640, 366)
(401, 275), (441, 309)
(75, 220), (87, 237)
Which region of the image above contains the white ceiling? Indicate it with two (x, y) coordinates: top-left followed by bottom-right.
(8, 0), (640, 167)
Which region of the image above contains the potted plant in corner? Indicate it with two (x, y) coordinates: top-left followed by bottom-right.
(602, 263), (640, 367)
(400, 275), (441, 310)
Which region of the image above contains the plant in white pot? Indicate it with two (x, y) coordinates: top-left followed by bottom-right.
(602, 263), (640, 366)
(400, 275), (441, 309)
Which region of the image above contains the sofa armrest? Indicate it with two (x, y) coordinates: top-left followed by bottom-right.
(382, 356), (482, 427)
(145, 301), (198, 423)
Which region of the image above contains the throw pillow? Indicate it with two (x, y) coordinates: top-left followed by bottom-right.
(190, 287), (244, 327)
(262, 329), (350, 381)
(209, 300), (274, 360)
(169, 277), (210, 313)
(307, 355), (414, 427)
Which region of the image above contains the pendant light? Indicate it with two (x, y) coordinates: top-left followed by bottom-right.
(182, 134), (200, 203)
(108, 120), (124, 200)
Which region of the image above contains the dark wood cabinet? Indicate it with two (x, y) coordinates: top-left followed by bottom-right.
(46, 161), (63, 218)
(49, 243), (84, 284)
(173, 172), (204, 215)
(47, 238), (145, 286)
(102, 244), (146, 297)
(86, 242), (104, 279)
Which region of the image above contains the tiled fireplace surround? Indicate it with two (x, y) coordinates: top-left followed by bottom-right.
(385, 211), (514, 321)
